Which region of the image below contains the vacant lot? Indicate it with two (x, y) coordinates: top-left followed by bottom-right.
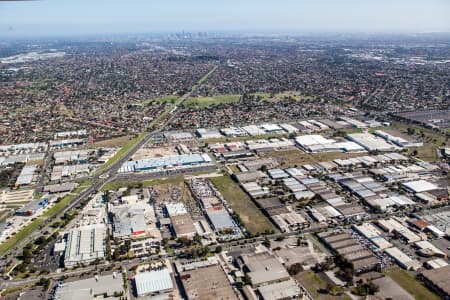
(183, 94), (240, 108)
(209, 175), (275, 235)
(260, 149), (367, 167)
(153, 182), (203, 218)
(295, 271), (349, 300)
(93, 135), (134, 148)
(372, 276), (414, 300)
(152, 181), (190, 202)
(132, 145), (178, 160)
(101, 175), (186, 191)
(94, 132), (146, 175)
(386, 267), (440, 300)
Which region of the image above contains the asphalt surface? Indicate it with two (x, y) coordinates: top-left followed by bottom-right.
(1, 204), (450, 290)
(1, 65), (448, 292)
(0, 66), (219, 288)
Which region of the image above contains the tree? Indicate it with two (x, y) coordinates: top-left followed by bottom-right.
(243, 274), (252, 285)
(193, 234), (202, 244)
(372, 205), (383, 214)
(15, 263), (27, 273)
(113, 248), (120, 261)
(334, 255), (354, 283)
(38, 277), (51, 290)
(22, 248), (34, 264)
(352, 280), (379, 296)
(287, 263), (303, 275)
(34, 236), (47, 245)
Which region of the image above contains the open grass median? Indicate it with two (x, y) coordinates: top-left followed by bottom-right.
(193, 65), (218, 87)
(0, 179), (92, 256)
(42, 193), (76, 218)
(0, 218), (44, 256)
(94, 132), (146, 175)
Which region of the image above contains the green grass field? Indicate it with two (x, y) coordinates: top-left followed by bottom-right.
(209, 175), (275, 235)
(183, 94), (241, 108)
(386, 267), (440, 300)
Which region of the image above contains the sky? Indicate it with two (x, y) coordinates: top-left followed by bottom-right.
(0, 0), (449, 37)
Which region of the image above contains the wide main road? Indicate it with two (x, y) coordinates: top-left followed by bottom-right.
(2, 204), (450, 290)
(2, 206), (448, 289)
(0, 65), (218, 262)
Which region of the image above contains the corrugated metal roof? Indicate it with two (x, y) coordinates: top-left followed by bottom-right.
(135, 269), (173, 296)
(206, 209), (235, 230)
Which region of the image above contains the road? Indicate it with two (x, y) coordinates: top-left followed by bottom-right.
(1, 64), (446, 291)
(3, 204), (448, 290)
(0, 65), (219, 267)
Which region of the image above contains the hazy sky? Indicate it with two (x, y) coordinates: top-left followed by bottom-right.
(1, 0), (449, 37)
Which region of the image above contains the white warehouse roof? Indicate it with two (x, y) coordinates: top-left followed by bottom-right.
(384, 247), (421, 271)
(295, 135), (335, 146)
(346, 133), (397, 152)
(135, 269), (173, 296)
(402, 180), (438, 193)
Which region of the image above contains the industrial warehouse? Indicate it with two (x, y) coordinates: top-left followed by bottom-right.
(1, 6), (450, 300)
(63, 224), (107, 267)
(118, 153), (213, 173)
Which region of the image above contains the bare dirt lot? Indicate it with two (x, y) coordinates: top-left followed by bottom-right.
(132, 145), (179, 160)
(151, 181), (202, 218)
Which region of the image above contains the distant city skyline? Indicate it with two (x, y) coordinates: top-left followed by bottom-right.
(0, 0), (449, 37)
